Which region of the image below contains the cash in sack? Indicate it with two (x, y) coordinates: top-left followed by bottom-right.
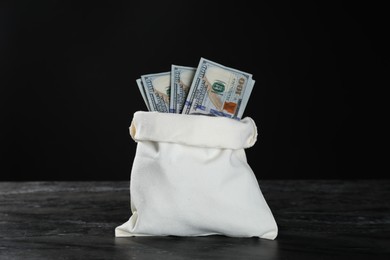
(116, 58), (278, 239)
(136, 58), (254, 119)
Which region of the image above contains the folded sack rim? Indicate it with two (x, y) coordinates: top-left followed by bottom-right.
(129, 111), (258, 150)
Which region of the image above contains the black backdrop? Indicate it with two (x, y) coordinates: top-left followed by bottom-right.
(0, 1), (387, 180)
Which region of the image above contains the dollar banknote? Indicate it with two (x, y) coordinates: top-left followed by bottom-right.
(182, 58), (255, 119)
(170, 65), (196, 113)
(141, 72), (171, 113)
(136, 79), (150, 111)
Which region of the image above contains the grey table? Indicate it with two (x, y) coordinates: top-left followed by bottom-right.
(0, 180), (389, 259)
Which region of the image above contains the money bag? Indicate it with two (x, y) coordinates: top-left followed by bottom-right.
(115, 111), (278, 239)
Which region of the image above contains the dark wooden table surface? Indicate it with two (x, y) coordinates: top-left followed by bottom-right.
(0, 180), (389, 259)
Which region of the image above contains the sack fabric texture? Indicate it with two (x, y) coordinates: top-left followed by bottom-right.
(115, 111), (278, 239)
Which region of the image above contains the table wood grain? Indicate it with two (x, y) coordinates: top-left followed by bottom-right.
(0, 180), (389, 259)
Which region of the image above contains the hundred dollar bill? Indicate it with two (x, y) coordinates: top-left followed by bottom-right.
(182, 58), (255, 119)
(141, 72), (170, 113)
(136, 79), (151, 111)
(170, 65), (196, 113)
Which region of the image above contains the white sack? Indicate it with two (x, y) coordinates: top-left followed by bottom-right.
(115, 111), (278, 239)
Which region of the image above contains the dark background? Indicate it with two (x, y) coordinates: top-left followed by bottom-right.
(0, 1), (388, 180)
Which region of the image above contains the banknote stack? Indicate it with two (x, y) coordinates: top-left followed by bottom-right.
(136, 58), (255, 120)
